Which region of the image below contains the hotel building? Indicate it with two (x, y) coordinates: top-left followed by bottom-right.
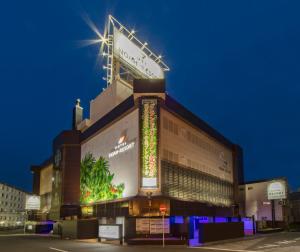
(31, 16), (244, 241)
(31, 78), (244, 235)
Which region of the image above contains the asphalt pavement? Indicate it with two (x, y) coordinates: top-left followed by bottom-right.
(0, 232), (300, 252)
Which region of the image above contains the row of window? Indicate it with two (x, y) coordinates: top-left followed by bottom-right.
(0, 202), (23, 208)
(163, 149), (179, 163)
(162, 116), (228, 158)
(161, 160), (234, 207)
(162, 149), (229, 180)
(0, 185), (23, 194)
(0, 193), (23, 201)
(163, 116), (179, 135)
(0, 208), (23, 213)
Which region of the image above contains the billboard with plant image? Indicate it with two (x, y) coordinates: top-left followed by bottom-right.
(81, 109), (139, 203)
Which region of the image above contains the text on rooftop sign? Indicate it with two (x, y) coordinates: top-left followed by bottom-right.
(113, 28), (164, 79)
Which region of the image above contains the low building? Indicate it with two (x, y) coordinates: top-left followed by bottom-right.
(0, 182), (28, 228)
(289, 191), (300, 223)
(239, 178), (289, 230)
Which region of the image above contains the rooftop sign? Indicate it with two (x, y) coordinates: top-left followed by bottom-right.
(113, 28), (164, 79)
(88, 15), (169, 86)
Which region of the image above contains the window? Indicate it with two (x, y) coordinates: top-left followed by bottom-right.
(163, 117), (179, 135)
(163, 149), (179, 163)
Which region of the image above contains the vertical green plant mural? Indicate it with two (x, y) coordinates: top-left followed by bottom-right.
(80, 153), (124, 204)
(141, 99), (158, 187)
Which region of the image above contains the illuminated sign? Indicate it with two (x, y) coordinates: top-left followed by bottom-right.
(99, 224), (122, 239)
(136, 218), (170, 234)
(108, 132), (135, 158)
(267, 181), (287, 200)
(113, 28), (164, 79)
(25, 195), (41, 210)
(81, 109), (139, 201)
(141, 99), (158, 188)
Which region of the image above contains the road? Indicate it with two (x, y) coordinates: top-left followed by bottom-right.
(0, 232), (300, 252)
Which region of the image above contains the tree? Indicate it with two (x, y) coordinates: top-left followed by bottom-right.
(80, 153), (125, 204)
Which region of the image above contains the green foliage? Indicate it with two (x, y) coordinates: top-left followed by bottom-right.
(142, 101), (158, 179)
(80, 153), (125, 204)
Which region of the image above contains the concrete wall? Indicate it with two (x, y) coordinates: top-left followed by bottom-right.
(39, 164), (53, 195)
(61, 219), (98, 239)
(198, 222), (244, 243)
(90, 79), (133, 124)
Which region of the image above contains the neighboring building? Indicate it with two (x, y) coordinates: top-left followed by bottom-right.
(289, 191), (300, 223)
(238, 178), (289, 229)
(0, 182), (28, 227)
(31, 158), (53, 220)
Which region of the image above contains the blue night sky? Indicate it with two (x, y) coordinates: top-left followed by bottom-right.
(0, 0), (299, 192)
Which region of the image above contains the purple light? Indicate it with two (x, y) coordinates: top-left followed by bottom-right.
(174, 216), (184, 224)
(214, 217), (227, 223)
(231, 217), (239, 222)
(197, 216), (212, 223)
(242, 217), (255, 235)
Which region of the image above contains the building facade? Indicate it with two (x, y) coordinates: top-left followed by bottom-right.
(32, 79), (244, 238)
(238, 178), (289, 230)
(30, 15), (245, 241)
(31, 159), (53, 220)
(0, 183), (28, 228)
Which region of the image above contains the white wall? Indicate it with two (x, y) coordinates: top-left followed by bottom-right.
(90, 79), (133, 124)
(81, 109), (139, 199)
(240, 181), (284, 221)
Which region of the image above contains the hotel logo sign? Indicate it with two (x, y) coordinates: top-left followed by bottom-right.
(108, 131), (135, 159)
(25, 195), (41, 210)
(267, 181), (287, 200)
(113, 28), (164, 79)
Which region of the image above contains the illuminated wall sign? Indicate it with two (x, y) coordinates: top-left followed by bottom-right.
(81, 109), (139, 199)
(25, 195), (41, 210)
(141, 99), (158, 188)
(108, 133), (135, 158)
(99, 225), (122, 239)
(113, 28), (164, 79)
(136, 218), (170, 234)
(267, 181), (287, 200)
